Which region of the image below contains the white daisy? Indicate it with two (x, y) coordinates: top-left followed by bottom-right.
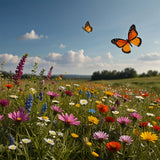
(37, 116), (50, 122)
(22, 138), (31, 144)
(127, 108), (137, 112)
(8, 145), (16, 150)
(69, 102), (75, 106)
(44, 138), (54, 145)
(9, 95), (18, 99)
(49, 131), (56, 136)
(52, 100), (60, 104)
(29, 88), (36, 94)
(57, 132), (63, 137)
(80, 99), (88, 105)
(112, 111), (119, 114)
(146, 113), (155, 117)
(74, 84), (80, 87)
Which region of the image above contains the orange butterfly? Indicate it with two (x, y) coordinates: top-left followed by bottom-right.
(82, 21), (93, 33)
(111, 24), (142, 53)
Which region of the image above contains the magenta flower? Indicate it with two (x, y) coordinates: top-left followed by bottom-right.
(0, 99), (9, 107)
(119, 135), (133, 145)
(8, 111), (29, 122)
(130, 112), (142, 120)
(110, 106), (116, 111)
(117, 117), (131, 125)
(47, 91), (59, 98)
(65, 90), (73, 96)
(93, 131), (109, 141)
(13, 53), (28, 85)
(58, 113), (80, 126)
(47, 66), (53, 81)
(0, 115), (4, 121)
(51, 106), (62, 113)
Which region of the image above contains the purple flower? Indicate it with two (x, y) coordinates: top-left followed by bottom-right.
(93, 131), (109, 141)
(18, 107), (26, 113)
(51, 106), (62, 113)
(0, 99), (9, 107)
(0, 115), (4, 121)
(110, 106), (116, 111)
(8, 111), (29, 122)
(130, 112), (142, 120)
(117, 117), (131, 125)
(13, 54), (28, 85)
(47, 66), (53, 81)
(119, 135), (133, 145)
(58, 113), (80, 126)
(47, 91), (59, 98)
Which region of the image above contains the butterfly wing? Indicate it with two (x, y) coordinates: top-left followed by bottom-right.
(111, 39), (131, 53)
(128, 24), (142, 46)
(82, 21), (92, 33)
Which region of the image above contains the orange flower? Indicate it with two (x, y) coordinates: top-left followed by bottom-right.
(106, 141), (121, 152)
(4, 84), (13, 89)
(96, 104), (108, 113)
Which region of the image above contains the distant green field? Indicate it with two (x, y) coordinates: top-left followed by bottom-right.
(93, 76), (160, 90)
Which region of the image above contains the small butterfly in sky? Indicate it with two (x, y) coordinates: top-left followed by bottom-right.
(111, 24), (142, 53)
(82, 21), (93, 33)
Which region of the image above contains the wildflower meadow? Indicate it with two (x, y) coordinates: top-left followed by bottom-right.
(1, 54), (160, 160)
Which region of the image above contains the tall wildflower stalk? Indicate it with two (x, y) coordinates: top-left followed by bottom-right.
(0, 61), (5, 85)
(47, 66), (53, 81)
(13, 53), (28, 85)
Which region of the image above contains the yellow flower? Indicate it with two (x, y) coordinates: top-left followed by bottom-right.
(95, 101), (101, 104)
(104, 91), (113, 96)
(86, 142), (92, 146)
(58, 77), (62, 80)
(91, 151), (99, 157)
(71, 133), (79, 138)
(148, 106), (154, 109)
(75, 104), (80, 108)
(88, 116), (99, 125)
(152, 121), (157, 125)
(140, 131), (158, 143)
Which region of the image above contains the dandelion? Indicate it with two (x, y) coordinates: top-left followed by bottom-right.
(140, 132), (158, 143)
(71, 133), (79, 138)
(93, 131), (109, 141)
(119, 135), (133, 145)
(75, 104), (80, 108)
(106, 141), (121, 152)
(88, 116), (99, 125)
(58, 113), (81, 126)
(86, 142), (92, 146)
(0, 99), (9, 107)
(91, 151), (99, 157)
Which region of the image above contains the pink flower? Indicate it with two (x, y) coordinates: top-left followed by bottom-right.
(117, 117), (131, 125)
(93, 131), (109, 141)
(8, 111), (29, 122)
(51, 106), (62, 113)
(47, 91), (59, 98)
(119, 135), (133, 145)
(0, 99), (9, 107)
(130, 112), (142, 120)
(0, 115), (4, 121)
(47, 66), (53, 81)
(58, 113), (80, 125)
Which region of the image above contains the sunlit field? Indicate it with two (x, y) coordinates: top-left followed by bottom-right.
(1, 56), (160, 160)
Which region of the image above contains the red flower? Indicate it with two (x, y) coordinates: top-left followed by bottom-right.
(153, 125), (160, 131)
(65, 90), (73, 96)
(105, 117), (115, 122)
(140, 122), (148, 128)
(4, 84), (13, 89)
(96, 104), (108, 113)
(156, 117), (160, 120)
(106, 141), (121, 152)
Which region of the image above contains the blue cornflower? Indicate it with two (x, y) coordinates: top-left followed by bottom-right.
(9, 134), (14, 145)
(79, 90), (82, 95)
(89, 109), (96, 114)
(37, 92), (43, 101)
(25, 94), (33, 113)
(87, 91), (91, 98)
(41, 102), (47, 113)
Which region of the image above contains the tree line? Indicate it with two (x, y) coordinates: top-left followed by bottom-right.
(91, 68), (160, 80)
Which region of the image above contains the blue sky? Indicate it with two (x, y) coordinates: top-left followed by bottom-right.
(0, 0), (160, 75)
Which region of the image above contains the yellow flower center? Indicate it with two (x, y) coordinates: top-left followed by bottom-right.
(11, 146), (15, 149)
(23, 140), (28, 143)
(82, 100), (86, 103)
(48, 140), (52, 143)
(111, 144), (116, 148)
(17, 117), (21, 121)
(68, 120), (71, 123)
(42, 116), (48, 120)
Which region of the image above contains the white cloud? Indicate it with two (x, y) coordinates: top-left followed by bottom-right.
(18, 30), (47, 40)
(59, 44), (66, 49)
(106, 52), (113, 59)
(138, 52), (160, 61)
(154, 41), (160, 44)
(0, 53), (19, 64)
